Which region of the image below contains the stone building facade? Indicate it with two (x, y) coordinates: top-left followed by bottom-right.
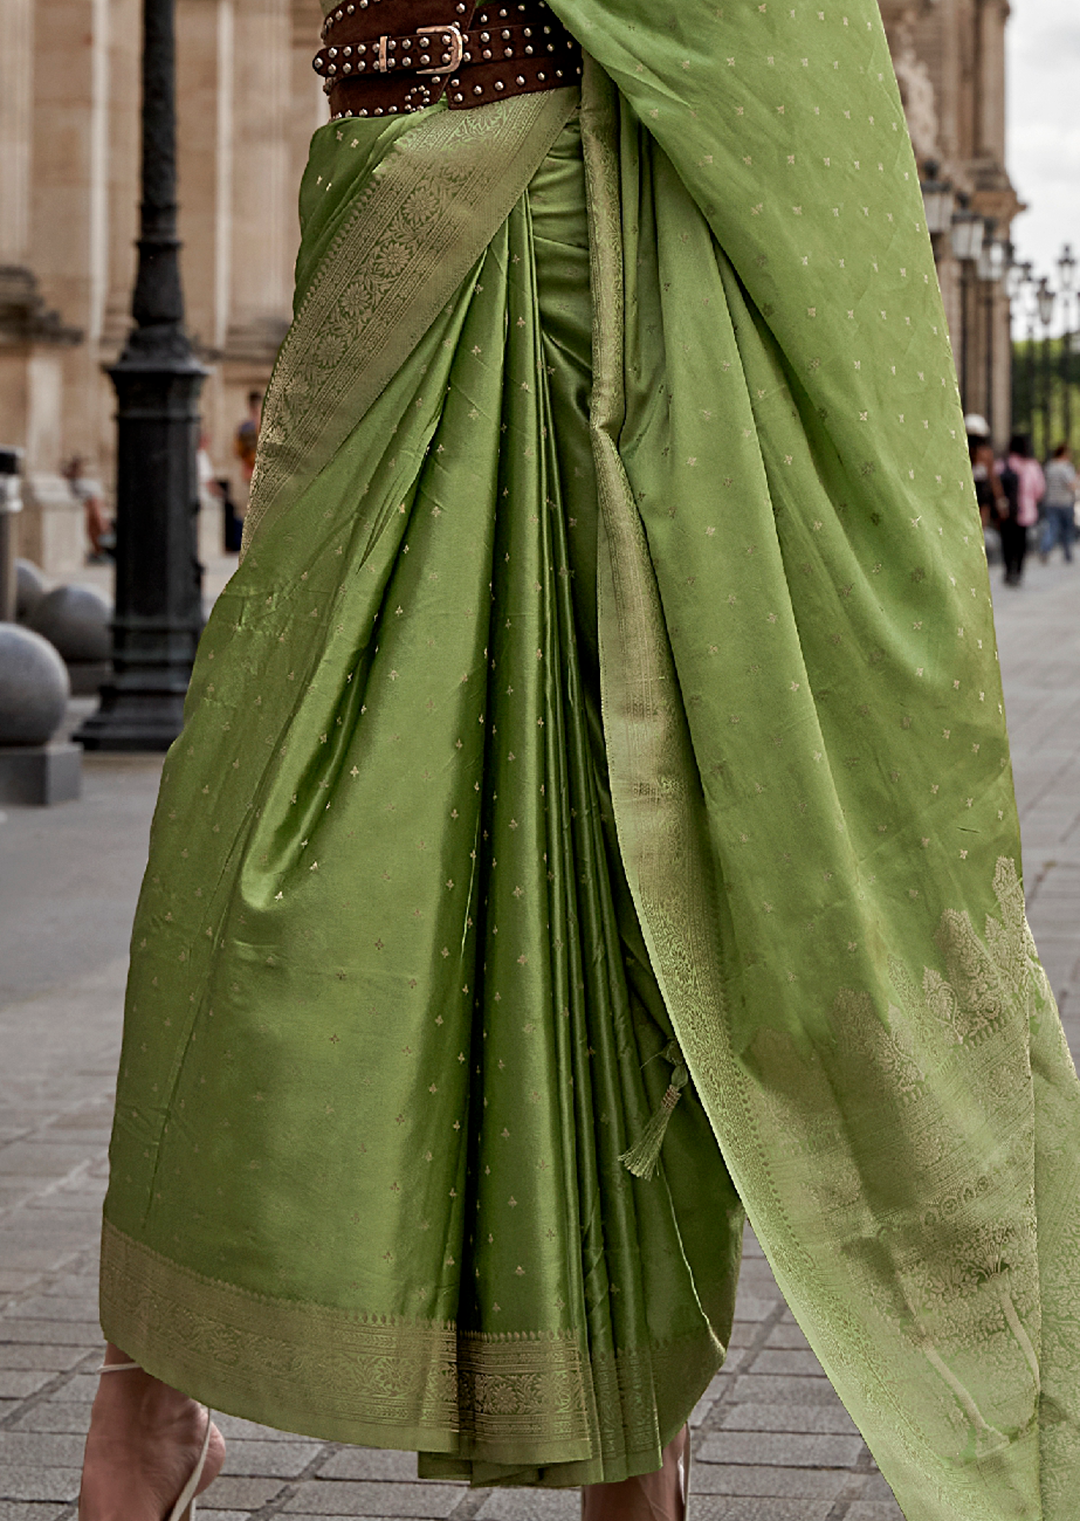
(0, 0), (324, 573)
(0, 0), (1019, 573)
(882, 0), (1021, 445)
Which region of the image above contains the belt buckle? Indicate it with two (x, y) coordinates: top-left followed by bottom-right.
(416, 23), (464, 75)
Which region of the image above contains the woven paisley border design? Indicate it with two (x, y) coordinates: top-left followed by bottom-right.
(242, 88), (578, 557)
(100, 1219), (721, 1469)
(100, 1219), (592, 1458)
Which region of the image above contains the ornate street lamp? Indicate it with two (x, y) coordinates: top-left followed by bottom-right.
(1036, 276), (1056, 457)
(977, 229), (1006, 285)
(976, 223), (1006, 437)
(1024, 275), (1038, 444)
(1057, 243), (1077, 448)
(919, 160), (955, 240)
(77, 0), (207, 752)
(950, 204), (985, 264)
(950, 202), (984, 409)
(1005, 253), (1033, 435)
(1036, 275), (1056, 329)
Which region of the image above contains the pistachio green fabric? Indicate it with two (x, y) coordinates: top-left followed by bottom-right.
(100, 102), (743, 1487)
(101, 0), (1080, 1515)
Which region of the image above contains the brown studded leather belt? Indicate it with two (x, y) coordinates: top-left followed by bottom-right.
(314, 0), (581, 119)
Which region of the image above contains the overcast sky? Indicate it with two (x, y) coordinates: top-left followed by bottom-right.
(1007, 0), (1080, 322)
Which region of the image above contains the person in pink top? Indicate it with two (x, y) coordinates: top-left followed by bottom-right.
(997, 433), (1046, 586)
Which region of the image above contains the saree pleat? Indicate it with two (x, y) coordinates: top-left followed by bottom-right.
(101, 106), (741, 1486)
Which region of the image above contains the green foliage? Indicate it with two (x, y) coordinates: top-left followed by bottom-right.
(1012, 336), (1080, 457)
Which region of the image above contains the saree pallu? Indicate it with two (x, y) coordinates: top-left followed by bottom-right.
(101, 2), (1080, 1517)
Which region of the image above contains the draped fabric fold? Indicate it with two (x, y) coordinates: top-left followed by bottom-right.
(101, 96), (742, 1488)
(101, 1), (1080, 1515)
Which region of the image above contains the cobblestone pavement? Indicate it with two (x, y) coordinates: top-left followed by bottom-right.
(1, 555), (1077, 1521)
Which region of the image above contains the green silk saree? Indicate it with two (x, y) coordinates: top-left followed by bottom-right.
(101, 2), (1080, 1517)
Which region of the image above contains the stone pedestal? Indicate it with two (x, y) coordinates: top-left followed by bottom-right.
(0, 741), (82, 805)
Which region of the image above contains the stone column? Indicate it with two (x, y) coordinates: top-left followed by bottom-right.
(225, 0), (293, 353)
(290, 0), (326, 207)
(976, 0), (1008, 163)
(215, 0), (295, 505)
(32, 0), (113, 456)
(176, 0), (235, 562)
(0, 0), (33, 269)
(0, 0), (84, 574)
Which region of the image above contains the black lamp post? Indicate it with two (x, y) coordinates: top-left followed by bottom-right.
(1023, 266), (1037, 440)
(1057, 243), (1077, 450)
(77, 0), (207, 752)
(919, 160), (955, 241)
(1005, 252), (1029, 437)
(950, 200), (985, 411)
(977, 224), (1005, 439)
(1036, 276), (1056, 459)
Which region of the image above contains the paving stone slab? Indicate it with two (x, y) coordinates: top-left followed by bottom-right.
(729, 1298), (778, 1323)
(320, 1449), (428, 1482)
(282, 1481), (466, 1517)
(698, 1431), (864, 1470)
(725, 1374), (841, 1407)
(853, 1472), (899, 1501)
(686, 1498), (836, 1521)
(212, 1412), (303, 1441)
(761, 1325), (811, 1351)
(474, 1489), (579, 1521)
(8, 1401), (94, 1433)
(2, 1295), (101, 1323)
(717, 1402), (859, 1436)
(0, 1319), (101, 1346)
(0, 1345), (88, 1373)
(0, 1430), (85, 1466)
(692, 1460), (851, 1498)
(0, 1374), (54, 1402)
(220, 1436), (324, 1477)
(0, 1466), (79, 1502)
(844, 1503), (906, 1520)
(0, 1277), (41, 1300)
(0, 1505), (70, 1521)
(746, 1350), (824, 1378)
(0, 1143), (102, 1177)
(199, 1475), (287, 1508)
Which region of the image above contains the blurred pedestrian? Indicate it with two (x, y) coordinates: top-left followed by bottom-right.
(234, 390), (262, 498)
(999, 433), (1045, 586)
(966, 414), (1005, 561)
(196, 432), (224, 565)
(1039, 442), (1076, 564)
(63, 456), (113, 563)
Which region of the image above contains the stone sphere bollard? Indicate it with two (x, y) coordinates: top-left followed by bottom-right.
(28, 584), (113, 663)
(15, 559), (47, 624)
(0, 623), (70, 745)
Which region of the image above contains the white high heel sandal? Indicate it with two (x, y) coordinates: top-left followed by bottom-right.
(93, 1361), (215, 1521)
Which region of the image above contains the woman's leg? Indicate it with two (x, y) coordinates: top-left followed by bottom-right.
(79, 1344), (225, 1521)
(581, 1427), (690, 1521)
